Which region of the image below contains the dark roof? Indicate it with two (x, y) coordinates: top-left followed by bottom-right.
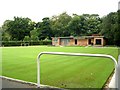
(74, 36), (104, 39)
(52, 37), (74, 39)
(52, 36), (104, 39)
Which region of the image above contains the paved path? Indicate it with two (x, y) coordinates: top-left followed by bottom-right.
(109, 55), (120, 89)
(1, 76), (61, 89)
(1, 77), (36, 88)
(118, 55), (120, 89)
(109, 73), (115, 88)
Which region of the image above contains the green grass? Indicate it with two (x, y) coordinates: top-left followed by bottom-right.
(2, 46), (118, 88)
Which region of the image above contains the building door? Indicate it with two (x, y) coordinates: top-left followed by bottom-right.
(88, 39), (91, 45)
(75, 39), (77, 45)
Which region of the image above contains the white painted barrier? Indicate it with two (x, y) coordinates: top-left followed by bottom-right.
(118, 55), (120, 89)
(37, 52), (118, 88)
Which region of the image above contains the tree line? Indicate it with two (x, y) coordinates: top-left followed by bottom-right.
(0, 11), (120, 46)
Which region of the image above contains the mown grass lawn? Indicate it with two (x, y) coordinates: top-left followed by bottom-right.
(2, 46), (118, 88)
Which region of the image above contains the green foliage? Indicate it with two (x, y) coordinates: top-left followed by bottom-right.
(43, 37), (50, 41)
(115, 10), (120, 46)
(84, 14), (102, 35)
(67, 15), (83, 36)
(100, 12), (119, 45)
(37, 17), (52, 40)
(1, 11), (119, 46)
(2, 41), (52, 46)
(30, 35), (39, 41)
(51, 12), (72, 36)
(2, 17), (35, 40)
(2, 41), (22, 46)
(0, 27), (2, 41)
(30, 29), (39, 41)
(30, 40), (52, 45)
(67, 14), (101, 36)
(23, 36), (30, 42)
(2, 32), (11, 41)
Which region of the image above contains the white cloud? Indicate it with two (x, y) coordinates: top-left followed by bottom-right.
(0, 0), (119, 26)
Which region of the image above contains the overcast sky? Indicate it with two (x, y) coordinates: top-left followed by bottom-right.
(0, 0), (119, 26)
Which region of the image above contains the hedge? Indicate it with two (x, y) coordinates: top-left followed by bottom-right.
(2, 41), (22, 46)
(1, 40), (52, 46)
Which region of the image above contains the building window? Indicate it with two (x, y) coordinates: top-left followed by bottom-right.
(96, 39), (102, 45)
(54, 37), (58, 42)
(61, 39), (70, 46)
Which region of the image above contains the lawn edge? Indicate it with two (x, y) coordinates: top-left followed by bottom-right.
(1, 76), (60, 89)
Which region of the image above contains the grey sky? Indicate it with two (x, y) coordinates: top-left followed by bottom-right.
(0, 0), (119, 26)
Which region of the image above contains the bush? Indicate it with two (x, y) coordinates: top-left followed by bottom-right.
(2, 40), (52, 46)
(2, 41), (22, 46)
(30, 40), (52, 45)
(23, 36), (30, 42)
(30, 41), (40, 45)
(42, 40), (52, 45)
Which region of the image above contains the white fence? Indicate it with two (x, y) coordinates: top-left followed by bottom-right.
(37, 52), (119, 89)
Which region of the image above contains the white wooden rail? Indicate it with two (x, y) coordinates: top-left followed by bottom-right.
(37, 52), (118, 88)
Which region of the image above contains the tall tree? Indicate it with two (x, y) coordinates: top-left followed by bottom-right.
(67, 15), (83, 36)
(84, 14), (101, 35)
(37, 17), (52, 40)
(30, 29), (39, 41)
(67, 14), (101, 36)
(2, 17), (35, 40)
(51, 12), (72, 36)
(2, 20), (12, 41)
(23, 36), (30, 42)
(100, 12), (118, 45)
(115, 10), (120, 46)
